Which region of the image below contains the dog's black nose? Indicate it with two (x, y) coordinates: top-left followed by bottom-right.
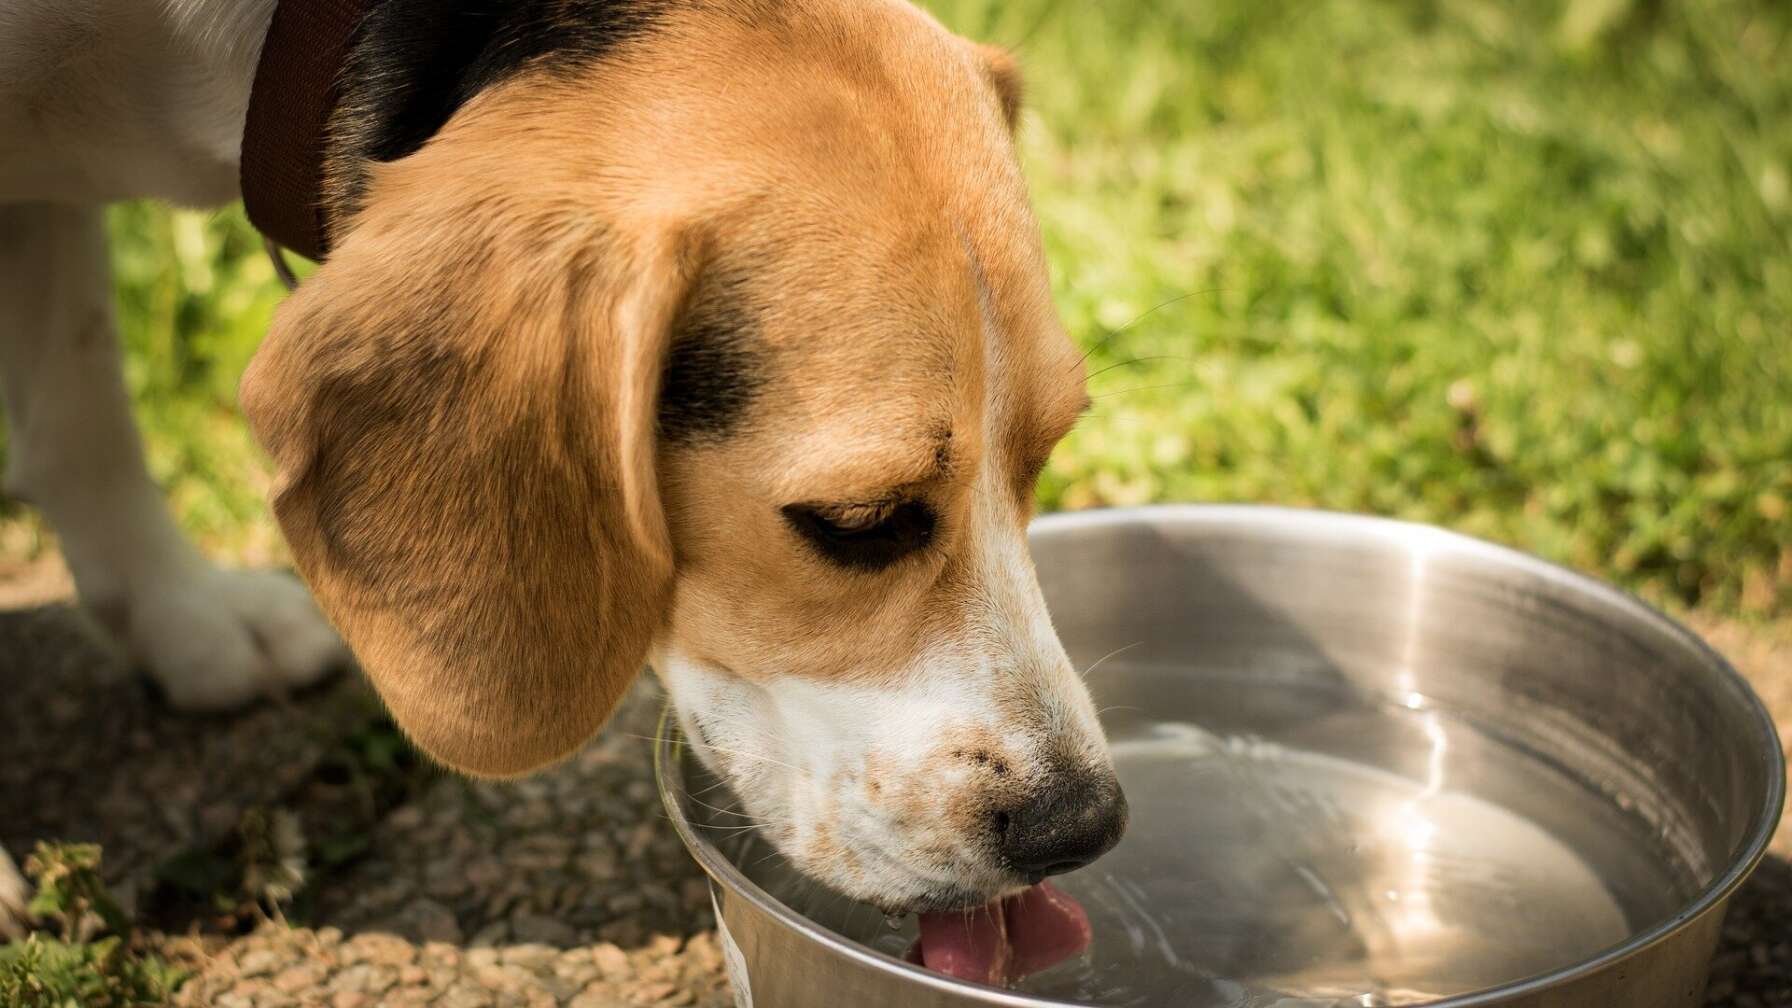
(997, 770), (1128, 880)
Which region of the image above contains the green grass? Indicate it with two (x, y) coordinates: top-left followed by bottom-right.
(3, 0), (1789, 614)
(0, 843), (186, 1007)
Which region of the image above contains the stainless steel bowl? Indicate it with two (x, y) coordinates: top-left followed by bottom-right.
(656, 505), (1785, 1007)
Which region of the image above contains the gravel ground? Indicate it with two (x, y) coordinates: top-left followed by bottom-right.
(1, 600), (729, 1008)
(2, 594), (1789, 1007)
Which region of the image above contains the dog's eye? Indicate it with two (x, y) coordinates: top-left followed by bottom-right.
(781, 500), (936, 572)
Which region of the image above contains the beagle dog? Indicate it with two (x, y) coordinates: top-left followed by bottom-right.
(0, 0), (1125, 941)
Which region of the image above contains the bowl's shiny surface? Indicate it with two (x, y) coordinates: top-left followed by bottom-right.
(657, 506), (1785, 1007)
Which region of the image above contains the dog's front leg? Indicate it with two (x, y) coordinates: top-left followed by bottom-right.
(0, 203), (348, 709)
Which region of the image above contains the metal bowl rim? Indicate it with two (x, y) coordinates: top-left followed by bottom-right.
(653, 503), (1787, 1007)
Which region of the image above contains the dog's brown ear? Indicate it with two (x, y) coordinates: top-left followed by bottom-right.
(241, 186), (687, 778)
(976, 44), (1025, 130)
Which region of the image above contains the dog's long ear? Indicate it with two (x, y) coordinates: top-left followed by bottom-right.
(241, 178), (688, 778)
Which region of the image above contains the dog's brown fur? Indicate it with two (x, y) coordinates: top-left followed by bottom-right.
(240, 0), (1087, 779)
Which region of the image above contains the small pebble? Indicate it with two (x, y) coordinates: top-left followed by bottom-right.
(500, 942), (562, 971)
(591, 942), (632, 982)
(237, 948), (282, 977)
(346, 931), (417, 967)
(271, 963), (327, 993)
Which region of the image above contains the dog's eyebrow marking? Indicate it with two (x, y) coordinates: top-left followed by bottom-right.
(659, 274), (763, 444)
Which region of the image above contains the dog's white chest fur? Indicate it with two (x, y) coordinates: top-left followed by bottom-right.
(0, 0), (273, 207)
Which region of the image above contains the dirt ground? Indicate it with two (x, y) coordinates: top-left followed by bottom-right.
(0, 582), (731, 1008)
(2, 568), (1789, 1007)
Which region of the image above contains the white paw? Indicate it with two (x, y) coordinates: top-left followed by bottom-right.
(125, 568), (351, 711)
(0, 844), (31, 941)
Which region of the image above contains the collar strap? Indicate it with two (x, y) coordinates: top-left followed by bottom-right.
(241, 0), (372, 262)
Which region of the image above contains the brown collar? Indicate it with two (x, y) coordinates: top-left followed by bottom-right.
(240, 0), (374, 262)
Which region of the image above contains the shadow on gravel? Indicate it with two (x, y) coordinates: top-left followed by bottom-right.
(1706, 852), (1792, 1005)
(0, 603), (712, 946)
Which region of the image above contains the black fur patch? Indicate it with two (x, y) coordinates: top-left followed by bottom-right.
(658, 278), (763, 444)
(326, 0), (669, 223)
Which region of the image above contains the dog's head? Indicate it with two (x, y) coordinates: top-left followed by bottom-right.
(241, 0), (1123, 913)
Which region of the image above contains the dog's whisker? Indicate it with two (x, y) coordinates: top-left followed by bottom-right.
(687, 803), (770, 824)
(686, 793), (779, 824)
(694, 821), (778, 835)
(1085, 354), (1194, 382)
(1079, 641), (1143, 680)
(688, 776), (736, 800)
(653, 809), (783, 839)
(624, 732), (810, 775)
(1091, 380), (1205, 401)
(750, 845), (790, 869)
(1078, 410), (1158, 422)
(1070, 288), (1220, 372)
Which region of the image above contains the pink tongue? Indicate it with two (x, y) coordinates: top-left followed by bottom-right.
(912, 882), (1092, 986)
(914, 902), (1010, 985)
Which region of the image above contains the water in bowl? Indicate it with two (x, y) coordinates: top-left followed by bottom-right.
(690, 669), (1706, 1007)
